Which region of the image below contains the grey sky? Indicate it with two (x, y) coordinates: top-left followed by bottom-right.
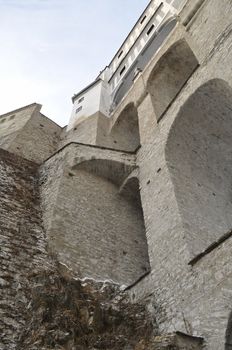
(0, 0), (149, 126)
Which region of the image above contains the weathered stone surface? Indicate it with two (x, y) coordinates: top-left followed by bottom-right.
(0, 103), (61, 164)
(39, 143), (149, 286)
(0, 149), (52, 349)
(18, 263), (155, 350)
(150, 333), (203, 349)
(0, 1), (232, 349)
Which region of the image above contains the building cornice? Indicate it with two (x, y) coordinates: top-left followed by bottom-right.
(72, 78), (102, 103)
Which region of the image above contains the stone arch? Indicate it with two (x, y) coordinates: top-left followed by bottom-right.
(75, 158), (135, 186)
(119, 168), (141, 205)
(49, 158), (150, 286)
(109, 103), (140, 152)
(112, 17), (178, 109)
(147, 39), (199, 122)
(156, 16), (177, 35)
(165, 78), (232, 259)
(225, 311), (232, 349)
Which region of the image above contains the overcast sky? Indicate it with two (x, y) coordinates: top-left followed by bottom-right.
(0, 0), (149, 126)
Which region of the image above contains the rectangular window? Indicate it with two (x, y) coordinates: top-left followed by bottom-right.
(147, 24), (155, 36)
(78, 97), (84, 104)
(140, 15), (147, 24)
(120, 66), (126, 76)
(76, 106), (82, 114)
(118, 50), (123, 59)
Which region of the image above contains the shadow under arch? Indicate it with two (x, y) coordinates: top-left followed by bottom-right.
(156, 16), (177, 34)
(146, 38), (199, 122)
(225, 311), (232, 349)
(112, 17), (178, 108)
(109, 103), (140, 152)
(74, 157), (136, 186)
(165, 78), (232, 260)
(119, 169), (142, 206)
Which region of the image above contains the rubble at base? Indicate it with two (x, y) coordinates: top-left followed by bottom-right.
(15, 261), (204, 350)
(17, 262), (156, 350)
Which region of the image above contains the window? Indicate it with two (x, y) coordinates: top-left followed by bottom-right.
(76, 106), (83, 114)
(140, 15), (147, 24)
(120, 66), (126, 76)
(78, 97), (84, 104)
(9, 114), (15, 120)
(0, 118), (6, 123)
(147, 24), (155, 36)
(118, 50), (123, 59)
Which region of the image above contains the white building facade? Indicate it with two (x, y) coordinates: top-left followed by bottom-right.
(69, 0), (188, 130)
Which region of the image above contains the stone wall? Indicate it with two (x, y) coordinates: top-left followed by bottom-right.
(9, 112), (61, 164)
(59, 112), (102, 148)
(123, 1), (232, 349)
(0, 103), (38, 150)
(0, 103), (62, 164)
(1, 0), (232, 348)
(99, 103), (141, 152)
(0, 148), (51, 349)
(31, 2), (232, 346)
(39, 143), (150, 286)
(165, 79), (232, 259)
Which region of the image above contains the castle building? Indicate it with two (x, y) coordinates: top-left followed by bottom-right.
(68, 0), (187, 130)
(1, 0), (232, 349)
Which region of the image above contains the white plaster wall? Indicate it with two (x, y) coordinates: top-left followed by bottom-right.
(68, 1), (189, 132)
(68, 80), (111, 131)
(68, 82), (102, 131)
(108, 0), (188, 96)
(109, 0), (164, 77)
(109, 6), (175, 96)
(99, 81), (111, 117)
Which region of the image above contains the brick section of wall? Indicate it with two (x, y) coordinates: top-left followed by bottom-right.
(0, 149), (51, 349)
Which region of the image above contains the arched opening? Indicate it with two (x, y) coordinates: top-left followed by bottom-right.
(109, 103), (140, 152)
(112, 18), (177, 109)
(147, 39), (199, 121)
(165, 79), (232, 259)
(75, 158), (135, 186)
(49, 159), (150, 286)
(119, 173), (141, 206)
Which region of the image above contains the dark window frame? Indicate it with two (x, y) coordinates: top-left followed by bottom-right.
(76, 106), (83, 114)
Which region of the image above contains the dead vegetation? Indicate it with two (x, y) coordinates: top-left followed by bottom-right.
(17, 262), (156, 350)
